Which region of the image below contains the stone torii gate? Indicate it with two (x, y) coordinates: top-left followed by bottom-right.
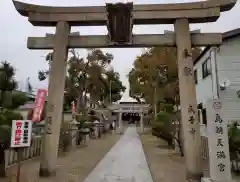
(12, 0), (237, 180)
(109, 103), (150, 134)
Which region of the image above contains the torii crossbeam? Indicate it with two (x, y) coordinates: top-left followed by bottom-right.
(12, 0), (237, 181)
(13, 0), (236, 26)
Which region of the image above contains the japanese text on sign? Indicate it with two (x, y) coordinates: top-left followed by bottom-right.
(212, 101), (227, 173)
(207, 98), (231, 181)
(188, 105), (196, 137)
(10, 120), (32, 148)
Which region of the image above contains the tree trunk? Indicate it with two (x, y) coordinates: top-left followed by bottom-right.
(0, 148), (6, 177)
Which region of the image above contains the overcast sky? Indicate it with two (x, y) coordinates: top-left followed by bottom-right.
(1, 0), (240, 102)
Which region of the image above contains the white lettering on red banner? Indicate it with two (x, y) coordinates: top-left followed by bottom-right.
(11, 120), (32, 148)
(32, 89), (47, 122)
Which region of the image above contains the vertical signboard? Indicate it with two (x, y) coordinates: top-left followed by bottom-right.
(10, 120), (32, 148)
(32, 89), (47, 122)
(206, 98), (231, 182)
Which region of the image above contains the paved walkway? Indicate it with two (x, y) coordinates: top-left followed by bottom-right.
(83, 127), (153, 182)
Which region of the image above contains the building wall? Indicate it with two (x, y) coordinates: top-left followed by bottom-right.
(194, 47), (214, 106)
(217, 37), (240, 122)
(194, 37), (240, 136)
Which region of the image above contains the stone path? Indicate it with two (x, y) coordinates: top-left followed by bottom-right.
(83, 127), (153, 182)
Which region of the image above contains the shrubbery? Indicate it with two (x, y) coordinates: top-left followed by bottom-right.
(152, 108), (184, 156)
(152, 111), (173, 145)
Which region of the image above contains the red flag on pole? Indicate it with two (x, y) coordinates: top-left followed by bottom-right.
(32, 89), (47, 122)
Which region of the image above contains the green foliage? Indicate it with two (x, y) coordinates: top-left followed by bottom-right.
(0, 61), (28, 177)
(0, 125), (11, 150)
(63, 49), (126, 111)
(0, 110), (23, 126)
(156, 111), (172, 122)
(0, 61), (27, 144)
(38, 52), (52, 81)
(0, 61), (17, 94)
(6, 92), (29, 110)
(228, 122), (240, 159)
(152, 111), (174, 144)
(128, 47), (201, 107)
(101, 70), (126, 102)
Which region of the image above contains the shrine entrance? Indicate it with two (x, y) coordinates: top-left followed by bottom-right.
(109, 102), (149, 134)
(12, 0), (237, 181)
(122, 113), (140, 124)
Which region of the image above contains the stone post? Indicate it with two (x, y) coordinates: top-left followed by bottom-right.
(94, 125), (98, 138)
(71, 121), (78, 149)
(204, 97), (232, 182)
(118, 110), (123, 134)
(140, 111), (144, 134)
(39, 21), (70, 177)
(174, 19), (202, 181)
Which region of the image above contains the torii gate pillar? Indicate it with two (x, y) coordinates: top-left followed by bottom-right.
(39, 21), (70, 176)
(175, 19), (202, 180)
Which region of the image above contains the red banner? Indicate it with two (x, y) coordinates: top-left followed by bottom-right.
(32, 89), (47, 122)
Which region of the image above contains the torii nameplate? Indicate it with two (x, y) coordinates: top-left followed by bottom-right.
(12, 0), (237, 26)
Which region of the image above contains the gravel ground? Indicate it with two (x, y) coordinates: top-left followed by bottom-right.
(0, 133), (120, 182)
(140, 133), (187, 182)
(140, 132), (240, 182)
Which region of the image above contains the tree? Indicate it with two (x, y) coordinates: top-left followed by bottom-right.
(102, 70), (126, 103)
(65, 49), (125, 111)
(38, 49), (125, 113)
(0, 61), (18, 108)
(128, 47), (201, 155)
(129, 47), (201, 111)
(38, 52), (53, 81)
(0, 61), (28, 177)
(152, 105), (184, 156)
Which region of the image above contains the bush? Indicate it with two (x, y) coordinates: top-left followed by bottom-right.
(1, 110), (23, 125)
(152, 111), (174, 145)
(228, 122), (240, 159)
(0, 125), (11, 150)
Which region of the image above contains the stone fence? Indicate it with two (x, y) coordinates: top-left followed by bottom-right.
(5, 136), (43, 167)
(4, 123), (104, 168)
